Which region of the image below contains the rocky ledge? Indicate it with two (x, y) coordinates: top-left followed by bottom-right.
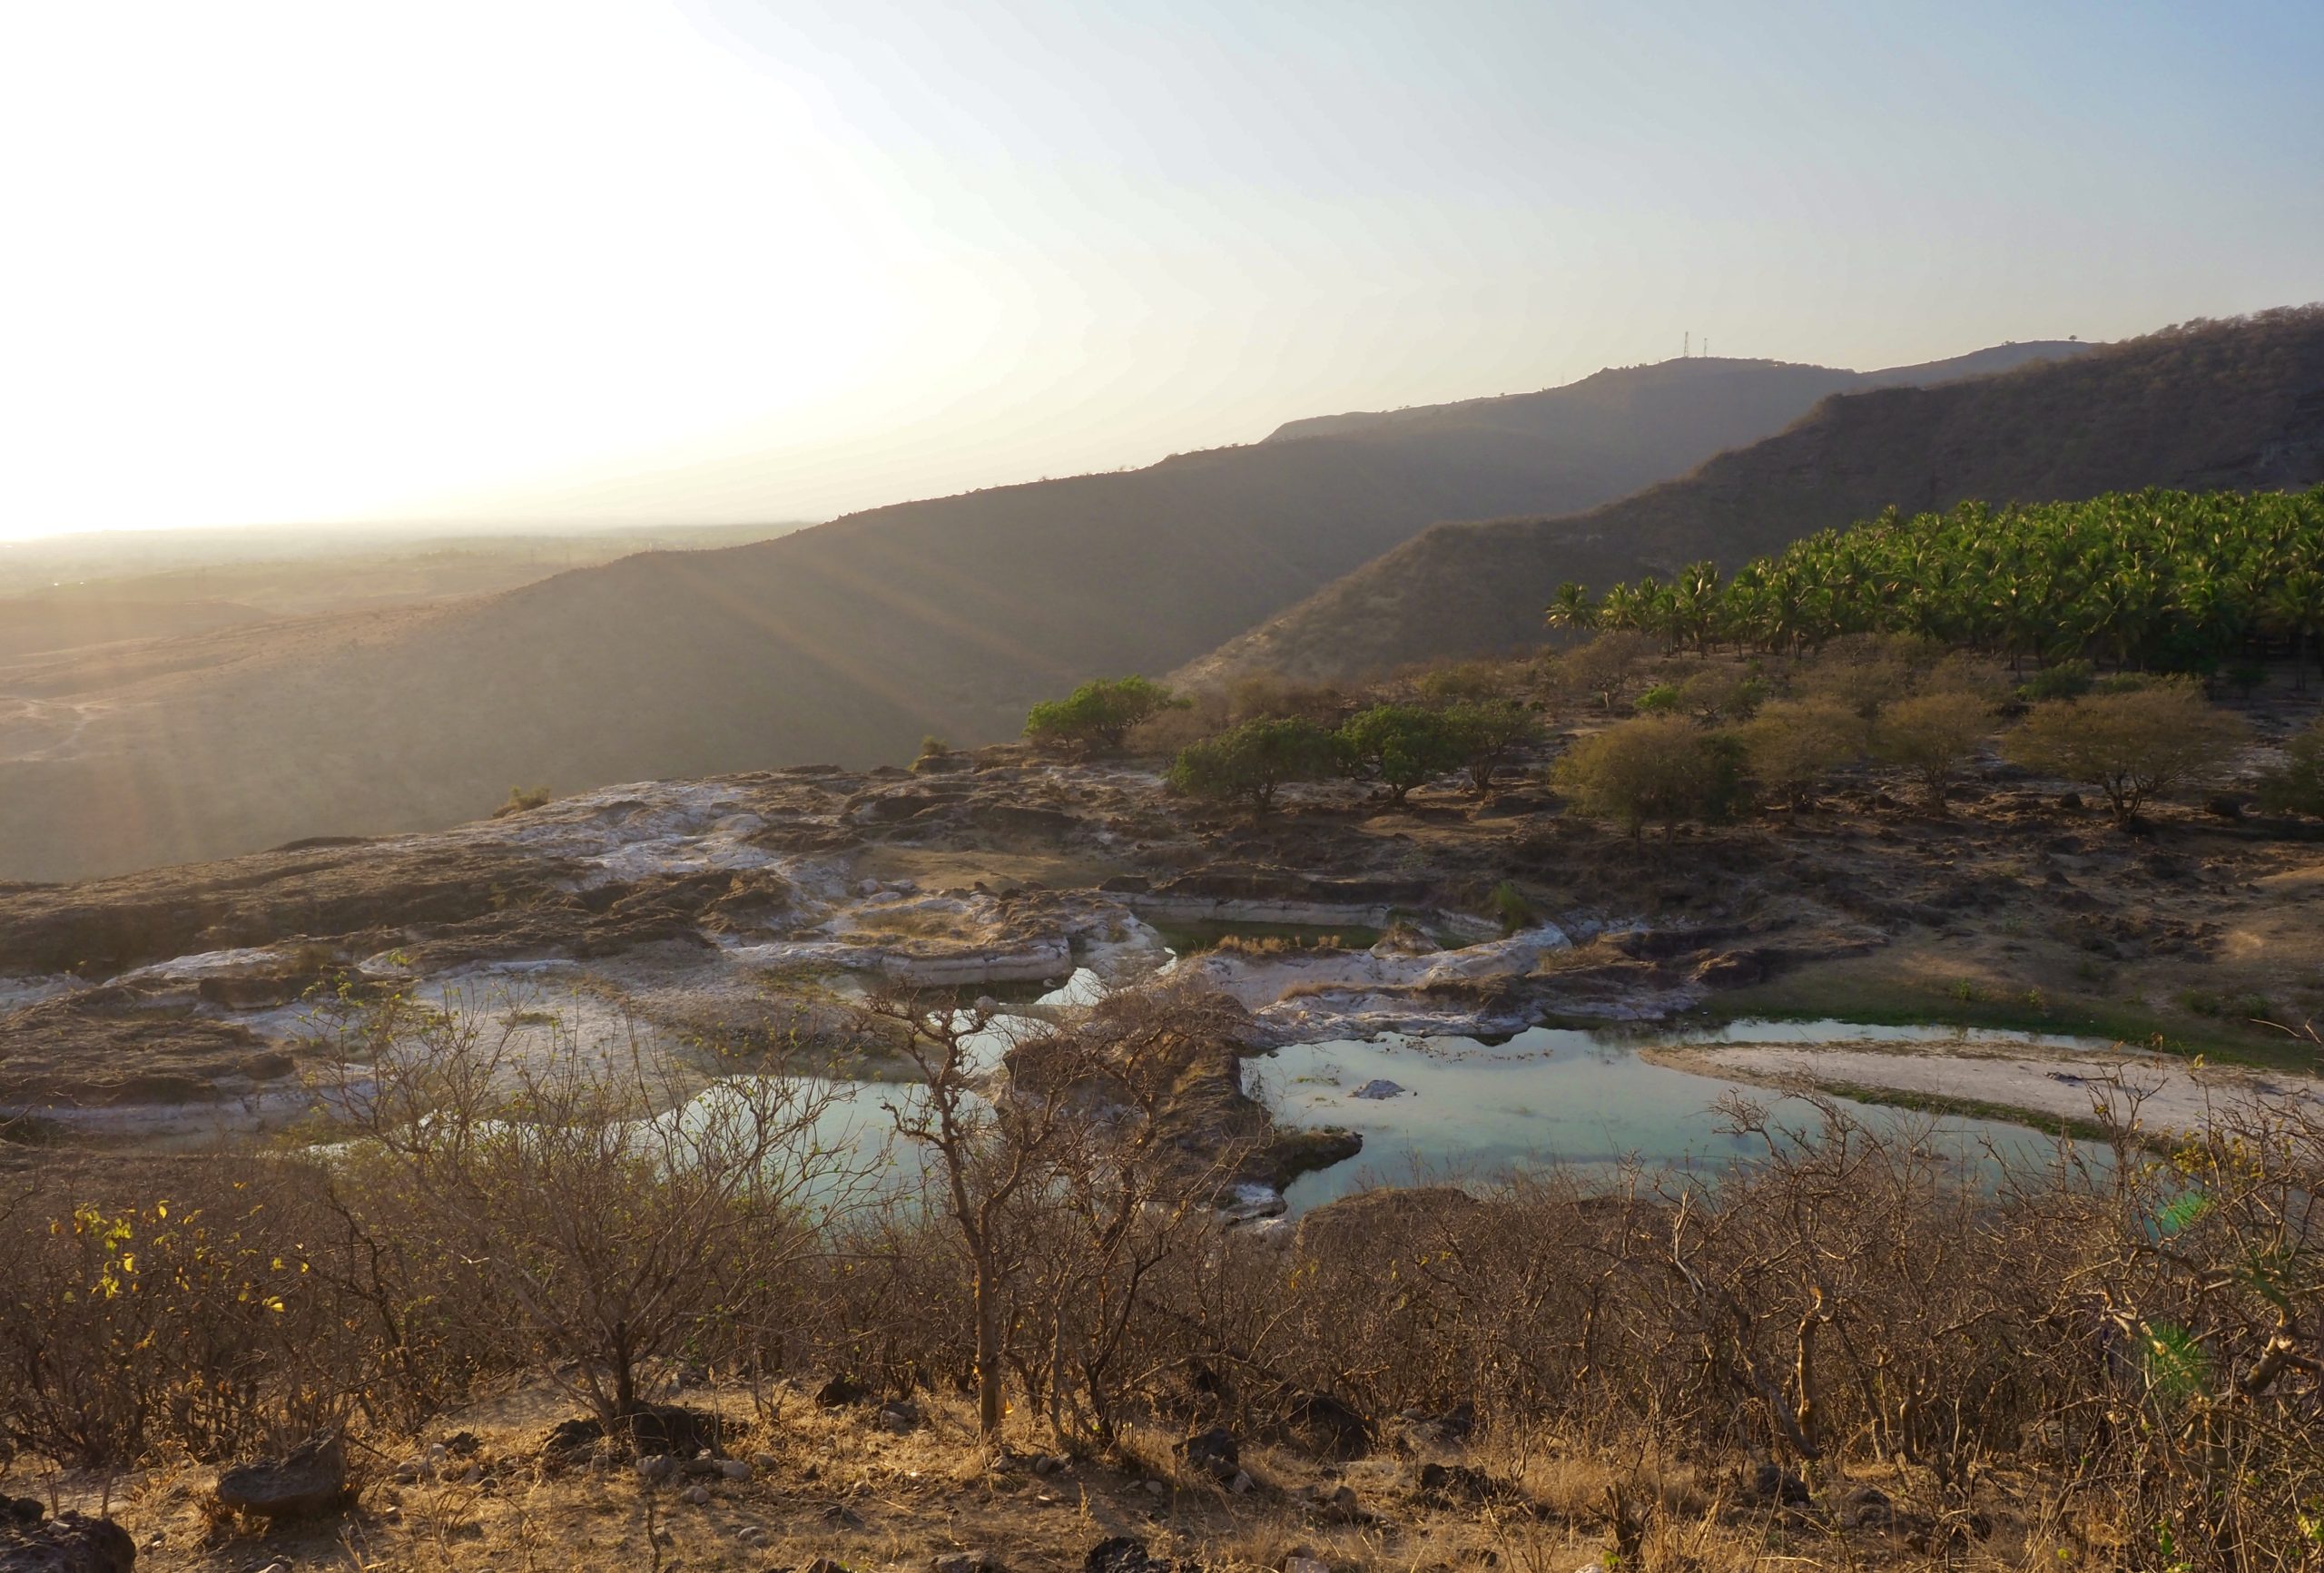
(0, 745), (1872, 1147)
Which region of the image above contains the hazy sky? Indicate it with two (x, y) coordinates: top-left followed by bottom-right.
(4, 1), (2319, 539)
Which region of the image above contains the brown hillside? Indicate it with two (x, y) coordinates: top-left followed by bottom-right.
(1182, 308), (2324, 687)
(0, 353), (2018, 881)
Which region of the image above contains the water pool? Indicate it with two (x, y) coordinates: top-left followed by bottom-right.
(1256, 1021), (2109, 1212)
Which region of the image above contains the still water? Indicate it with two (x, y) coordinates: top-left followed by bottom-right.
(1255, 1020), (2107, 1212)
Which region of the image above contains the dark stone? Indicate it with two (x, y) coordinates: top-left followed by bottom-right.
(213, 1433), (350, 1519)
(1414, 1461), (1517, 1504)
(1085, 1538), (1154, 1573)
(815, 1374), (873, 1408)
(1285, 1389), (1374, 1459)
(1744, 1461), (1811, 1506)
(1301, 1482), (1368, 1523)
(1842, 1483), (1897, 1529)
(0, 1510), (135, 1573)
(622, 1404), (729, 1457)
(1177, 1425), (1240, 1480)
(540, 1416), (610, 1458)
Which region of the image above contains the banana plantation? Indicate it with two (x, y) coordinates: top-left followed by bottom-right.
(1551, 486), (2324, 676)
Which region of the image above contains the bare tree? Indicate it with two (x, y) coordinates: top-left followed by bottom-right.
(858, 991), (1072, 1440)
(331, 984), (856, 1443)
(860, 981), (1256, 1442)
(1010, 985), (1257, 1447)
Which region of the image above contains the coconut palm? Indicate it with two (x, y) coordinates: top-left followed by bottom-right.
(1543, 580), (1599, 634)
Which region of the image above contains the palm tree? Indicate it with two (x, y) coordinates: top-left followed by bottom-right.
(2265, 566), (2324, 690)
(1543, 580), (1599, 634)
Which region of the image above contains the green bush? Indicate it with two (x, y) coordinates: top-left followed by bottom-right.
(1554, 715), (1735, 842)
(1487, 880), (1537, 935)
(2005, 681), (2250, 825)
(1634, 683), (1681, 713)
(494, 784), (551, 818)
(1338, 704), (1462, 804)
(1024, 676), (1186, 753)
(1167, 717), (1344, 815)
(1441, 698), (1541, 794)
(2015, 660), (2094, 703)
(2257, 718), (2324, 816)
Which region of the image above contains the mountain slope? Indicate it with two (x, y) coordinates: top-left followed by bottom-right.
(1181, 310), (2324, 687)
(0, 346), (2067, 880)
(1263, 340), (2083, 445)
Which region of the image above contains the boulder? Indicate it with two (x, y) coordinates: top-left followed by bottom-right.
(1395, 1400), (1476, 1444)
(623, 1403), (727, 1457)
(932, 1554), (1004, 1573)
(1177, 1424), (1240, 1482)
(1743, 1461), (1811, 1506)
(0, 1510), (136, 1573)
(1284, 1388), (1374, 1460)
(815, 1373), (873, 1408)
(1085, 1539), (1160, 1573)
(213, 1433), (350, 1520)
(1413, 1460), (1517, 1504)
(1841, 1484), (1901, 1530)
(1298, 1482), (1367, 1523)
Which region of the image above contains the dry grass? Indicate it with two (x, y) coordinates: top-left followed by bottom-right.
(1, 1377), (2067, 1573)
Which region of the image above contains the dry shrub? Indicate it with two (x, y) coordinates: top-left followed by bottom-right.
(1226, 672), (1351, 727)
(0, 1152), (490, 1465)
(5, 994), (2317, 1573)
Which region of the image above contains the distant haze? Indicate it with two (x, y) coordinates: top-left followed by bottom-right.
(4, 0), (2321, 538)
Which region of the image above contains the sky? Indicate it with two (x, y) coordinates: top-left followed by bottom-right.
(2, 1), (2319, 540)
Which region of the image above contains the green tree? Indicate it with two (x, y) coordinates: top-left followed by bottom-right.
(1553, 715), (1732, 842)
(1871, 690), (1994, 812)
(1552, 630), (1659, 710)
(1024, 676), (1186, 753)
(1167, 717), (1344, 816)
(1338, 704), (1462, 804)
(1441, 698), (1540, 795)
(2006, 682), (2251, 825)
(1737, 698), (1866, 808)
(2255, 717), (2324, 816)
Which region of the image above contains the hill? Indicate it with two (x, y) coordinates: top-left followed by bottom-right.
(1180, 309), (2324, 686)
(0, 350), (2049, 880)
(1262, 339), (2083, 445)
